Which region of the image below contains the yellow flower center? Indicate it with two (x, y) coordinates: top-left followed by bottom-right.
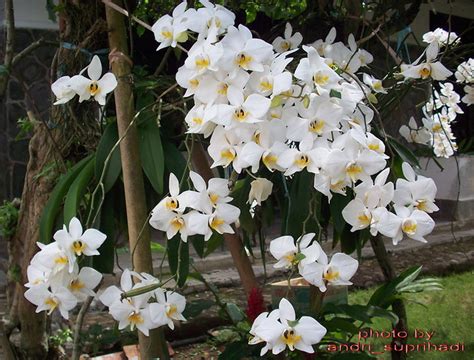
(281, 329), (302, 350)
(330, 180), (345, 192)
(171, 217), (184, 231)
(189, 78), (199, 89)
(128, 311), (144, 328)
(373, 81), (383, 90)
(294, 154), (310, 168)
(217, 83), (228, 95)
(161, 30), (173, 39)
(263, 153), (278, 169)
(45, 297), (59, 314)
(236, 53), (252, 68)
(324, 268), (340, 281)
(195, 56), (210, 70)
(210, 217), (225, 231)
(432, 123), (442, 132)
(419, 66), (431, 79)
(192, 117), (203, 125)
(309, 119), (325, 134)
(165, 197), (179, 211)
(416, 200), (427, 211)
(368, 143), (380, 151)
(280, 41), (290, 51)
(234, 108), (248, 122)
(358, 213), (371, 226)
(346, 163), (363, 181)
(402, 219), (417, 235)
(313, 72), (329, 85)
(54, 255), (68, 265)
(252, 132), (261, 144)
(166, 304), (178, 317)
(69, 279), (85, 292)
(89, 82), (99, 96)
(209, 193), (219, 205)
(259, 80), (273, 92)
(220, 149), (236, 164)
(72, 240), (86, 256)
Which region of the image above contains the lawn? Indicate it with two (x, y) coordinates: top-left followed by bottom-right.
(348, 271), (474, 359)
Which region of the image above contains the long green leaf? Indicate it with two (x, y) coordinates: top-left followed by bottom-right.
(95, 122), (122, 193)
(92, 191), (116, 274)
(63, 156), (96, 224)
(388, 136), (420, 168)
(167, 235), (189, 288)
(39, 155), (93, 245)
(138, 117), (164, 194)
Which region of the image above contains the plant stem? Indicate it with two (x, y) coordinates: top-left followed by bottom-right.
(105, 1), (169, 358)
(71, 296), (93, 360)
(370, 235), (408, 360)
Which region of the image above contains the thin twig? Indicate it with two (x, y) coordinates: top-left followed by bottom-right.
(71, 296), (94, 360)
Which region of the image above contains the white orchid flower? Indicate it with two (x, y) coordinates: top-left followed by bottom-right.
(25, 264), (50, 288)
(220, 25), (273, 76)
(272, 22), (302, 53)
(248, 310), (281, 356)
(342, 199), (373, 232)
(69, 55), (117, 105)
(354, 168), (394, 209)
(248, 178), (273, 206)
(183, 39), (224, 77)
(149, 289), (186, 330)
(184, 104), (217, 137)
(301, 252), (358, 292)
(363, 73), (387, 94)
(401, 42), (452, 81)
(24, 285), (77, 319)
(30, 242), (70, 276)
(295, 46), (341, 90)
(51, 76), (76, 104)
(252, 298), (327, 355)
(207, 126), (246, 171)
(191, 0), (235, 38)
(287, 96), (343, 141)
(311, 27), (336, 56)
(423, 28), (459, 47)
(399, 117), (432, 145)
(151, 1), (194, 50)
(53, 217), (107, 272)
(377, 205), (435, 245)
(202, 203), (240, 240)
(278, 135), (325, 176)
(64, 265), (102, 301)
(393, 163), (439, 213)
(270, 233), (321, 269)
(462, 85), (474, 105)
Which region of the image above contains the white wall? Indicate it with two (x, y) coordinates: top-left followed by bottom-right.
(4, 0), (59, 30)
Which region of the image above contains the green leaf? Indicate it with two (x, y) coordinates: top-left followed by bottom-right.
(167, 235), (189, 288)
(162, 139), (188, 188)
(225, 303), (245, 324)
(191, 235), (205, 258)
(369, 266), (423, 308)
(150, 242), (166, 253)
(323, 317), (359, 335)
(138, 117), (164, 194)
(387, 136), (420, 168)
(95, 122), (122, 193)
(39, 155), (93, 245)
(63, 156), (96, 224)
(92, 192), (116, 274)
(330, 193), (351, 234)
(182, 299), (214, 319)
(204, 233), (224, 257)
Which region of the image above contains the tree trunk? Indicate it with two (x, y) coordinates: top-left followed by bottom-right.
(14, 124), (56, 359)
(370, 235), (408, 360)
(105, 1), (169, 359)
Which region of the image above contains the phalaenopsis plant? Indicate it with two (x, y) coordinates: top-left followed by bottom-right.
(24, 1), (472, 358)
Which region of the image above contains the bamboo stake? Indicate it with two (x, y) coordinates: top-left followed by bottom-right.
(104, 1), (169, 358)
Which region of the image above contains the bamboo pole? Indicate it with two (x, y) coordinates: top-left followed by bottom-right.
(104, 2), (169, 358)
(191, 142), (259, 295)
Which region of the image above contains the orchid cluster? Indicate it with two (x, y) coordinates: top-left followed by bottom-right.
(342, 163), (436, 245)
(249, 298), (327, 355)
(400, 28), (473, 158)
(270, 233), (359, 292)
(51, 55), (117, 106)
(24, 217), (106, 319)
(100, 269), (186, 335)
(149, 172), (240, 241)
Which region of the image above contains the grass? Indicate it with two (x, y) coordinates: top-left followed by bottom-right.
(348, 271), (474, 359)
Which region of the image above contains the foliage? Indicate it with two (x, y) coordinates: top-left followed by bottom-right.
(0, 199), (19, 238)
